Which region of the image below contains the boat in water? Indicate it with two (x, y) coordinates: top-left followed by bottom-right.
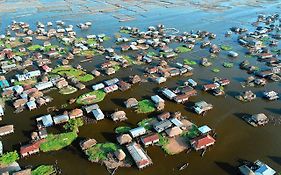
(179, 163), (189, 171)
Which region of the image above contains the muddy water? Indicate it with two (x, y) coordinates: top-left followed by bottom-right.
(0, 1), (280, 175)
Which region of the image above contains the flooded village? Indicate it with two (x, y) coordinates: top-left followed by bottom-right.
(0, 0), (280, 175)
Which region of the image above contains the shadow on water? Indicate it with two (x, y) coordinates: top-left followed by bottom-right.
(111, 98), (126, 107)
(101, 132), (117, 143)
(264, 108), (281, 115)
(268, 156), (281, 165)
(226, 90), (239, 98)
(233, 112), (248, 121)
(215, 161), (237, 175)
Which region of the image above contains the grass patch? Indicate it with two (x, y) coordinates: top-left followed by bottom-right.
(115, 126), (131, 134)
(52, 66), (94, 82)
(28, 45), (42, 51)
(87, 38), (97, 45)
(123, 55), (135, 65)
(85, 143), (119, 162)
(64, 118), (84, 133)
(113, 64), (121, 71)
(76, 90), (106, 105)
(102, 36), (111, 41)
(184, 59), (197, 65)
(136, 99), (155, 114)
(212, 68), (220, 73)
(220, 45), (232, 51)
(14, 52), (28, 57)
(59, 86), (77, 95)
(158, 134), (173, 155)
(223, 62), (234, 68)
(0, 151), (19, 165)
(79, 50), (96, 57)
(32, 165), (56, 175)
(44, 45), (58, 52)
(147, 51), (157, 57)
(137, 118), (156, 130)
(14, 78), (37, 86)
(176, 46), (192, 53)
(40, 132), (77, 152)
(119, 29), (130, 34)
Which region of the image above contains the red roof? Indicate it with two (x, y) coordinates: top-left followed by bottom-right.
(20, 139), (46, 155)
(141, 133), (159, 144)
(191, 135), (215, 150)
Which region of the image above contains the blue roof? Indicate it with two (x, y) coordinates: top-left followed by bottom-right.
(41, 114), (53, 127)
(0, 80), (9, 88)
(198, 125), (212, 134)
(255, 164), (276, 175)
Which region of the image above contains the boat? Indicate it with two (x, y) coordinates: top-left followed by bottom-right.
(179, 163), (189, 171)
(0, 141), (2, 155)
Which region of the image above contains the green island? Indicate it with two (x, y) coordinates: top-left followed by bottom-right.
(63, 118), (84, 133)
(52, 66), (94, 82)
(183, 59), (197, 65)
(31, 165), (56, 175)
(135, 99), (156, 114)
(176, 46), (192, 53)
(212, 68), (220, 73)
(76, 90), (106, 105)
(27, 44), (43, 51)
(40, 132), (78, 152)
(0, 151), (19, 166)
(85, 143), (119, 162)
(223, 62), (234, 68)
(115, 126), (131, 134)
(220, 45), (232, 51)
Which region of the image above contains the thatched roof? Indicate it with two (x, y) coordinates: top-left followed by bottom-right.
(111, 111), (127, 121)
(114, 149), (126, 161)
(124, 98), (138, 108)
(80, 139), (97, 150)
(117, 134), (132, 145)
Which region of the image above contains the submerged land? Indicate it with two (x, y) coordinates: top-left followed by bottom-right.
(0, 0), (280, 175)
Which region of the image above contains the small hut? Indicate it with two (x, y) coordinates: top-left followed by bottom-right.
(117, 134), (132, 145)
(129, 75), (141, 84)
(165, 126), (182, 137)
(111, 111), (127, 122)
(114, 149), (126, 161)
(80, 139), (97, 150)
(124, 98), (138, 108)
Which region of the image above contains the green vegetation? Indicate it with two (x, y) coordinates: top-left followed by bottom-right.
(135, 99), (156, 114)
(181, 125), (200, 139)
(87, 38), (97, 45)
(113, 64), (121, 71)
(52, 66), (94, 82)
(123, 55), (135, 65)
(5, 43), (11, 48)
(137, 118), (156, 130)
(103, 36), (111, 41)
(44, 45), (58, 52)
(212, 68), (220, 73)
(119, 29), (130, 34)
(85, 143), (119, 162)
(40, 132), (78, 152)
(183, 59), (197, 65)
(13, 78), (37, 86)
(115, 126), (131, 134)
(158, 134), (173, 155)
(64, 118), (84, 133)
(14, 51), (28, 57)
(32, 165), (56, 175)
(176, 46), (192, 53)
(76, 90), (106, 105)
(223, 62), (234, 68)
(0, 151), (19, 165)
(220, 45), (232, 51)
(59, 86), (77, 95)
(147, 51), (157, 57)
(28, 45), (42, 51)
(79, 50), (96, 57)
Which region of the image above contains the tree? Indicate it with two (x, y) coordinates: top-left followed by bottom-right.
(0, 151), (19, 165)
(63, 118), (84, 133)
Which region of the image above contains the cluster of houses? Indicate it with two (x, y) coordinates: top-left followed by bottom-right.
(202, 78), (230, 96)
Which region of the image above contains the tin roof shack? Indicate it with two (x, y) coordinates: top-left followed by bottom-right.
(190, 135), (215, 151)
(35, 81), (53, 91)
(174, 94), (189, 104)
(129, 75), (141, 84)
(26, 101), (37, 111)
(53, 114), (69, 125)
(104, 84), (118, 93)
(157, 112), (170, 121)
(153, 120), (173, 133)
(202, 83), (219, 91)
(80, 139), (97, 150)
(126, 142), (152, 169)
(117, 81), (131, 91)
(104, 78), (119, 86)
(92, 108), (105, 121)
(124, 98), (138, 108)
(151, 95), (164, 104)
(141, 133), (159, 146)
(129, 127), (146, 138)
(263, 91), (279, 100)
(83, 104), (100, 114)
(236, 91), (256, 102)
(20, 139), (46, 157)
(36, 114), (53, 128)
(12, 168), (32, 175)
(69, 108), (83, 119)
(185, 79), (197, 87)
(245, 113), (269, 127)
(198, 125), (212, 135)
(111, 111), (127, 122)
(239, 160), (276, 175)
(193, 101), (213, 116)
(0, 125), (14, 136)
(117, 134), (132, 145)
(162, 88), (177, 100)
(92, 83), (105, 91)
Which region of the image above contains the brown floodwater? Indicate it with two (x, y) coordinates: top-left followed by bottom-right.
(0, 1), (280, 175)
